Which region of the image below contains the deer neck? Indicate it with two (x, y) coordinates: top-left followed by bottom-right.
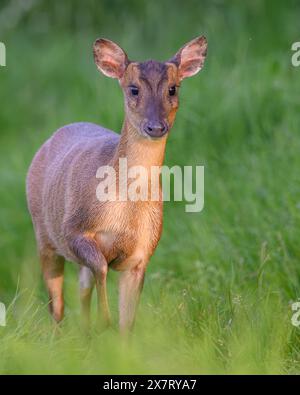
(113, 117), (167, 171)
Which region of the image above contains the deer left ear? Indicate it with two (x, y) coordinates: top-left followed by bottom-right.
(169, 36), (207, 81)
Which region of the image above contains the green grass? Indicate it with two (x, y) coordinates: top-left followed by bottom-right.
(1, 0), (300, 374)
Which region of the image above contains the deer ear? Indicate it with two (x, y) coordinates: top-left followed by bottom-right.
(93, 38), (129, 79)
(169, 36), (207, 81)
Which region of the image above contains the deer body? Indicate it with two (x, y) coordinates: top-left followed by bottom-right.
(28, 122), (163, 265)
(26, 36), (207, 332)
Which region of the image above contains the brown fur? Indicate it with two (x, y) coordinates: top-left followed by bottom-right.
(26, 36), (207, 332)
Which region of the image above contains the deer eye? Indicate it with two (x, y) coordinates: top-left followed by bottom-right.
(169, 85), (176, 96)
(129, 86), (139, 96)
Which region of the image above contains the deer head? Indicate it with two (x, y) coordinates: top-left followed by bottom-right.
(93, 36), (207, 139)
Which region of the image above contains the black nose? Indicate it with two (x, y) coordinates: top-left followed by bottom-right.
(143, 121), (168, 138)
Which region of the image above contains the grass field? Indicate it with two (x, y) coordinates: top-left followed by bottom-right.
(1, 0), (300, 374)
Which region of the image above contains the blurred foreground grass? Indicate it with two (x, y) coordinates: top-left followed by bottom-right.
(1, 0), (300, 374)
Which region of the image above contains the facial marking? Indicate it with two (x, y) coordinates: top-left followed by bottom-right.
(138, 60), (168, 90)
(120, 60), (180, 138)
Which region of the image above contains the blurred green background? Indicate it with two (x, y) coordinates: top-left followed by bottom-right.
(1, 0), (300, 374)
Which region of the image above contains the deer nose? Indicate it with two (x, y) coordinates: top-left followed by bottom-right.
(143, 121), (168, 138)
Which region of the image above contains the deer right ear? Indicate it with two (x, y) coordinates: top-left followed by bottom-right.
(93, 38), (129, 79)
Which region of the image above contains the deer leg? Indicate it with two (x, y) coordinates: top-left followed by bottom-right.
(79, 266), (95, 328)
(119, 263), (146, 334)
(70, 234), (111, 327)
(40, 247), (65, 323)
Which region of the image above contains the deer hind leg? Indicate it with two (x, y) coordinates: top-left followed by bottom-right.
(70, 234), (111, 327)
(119, 262), (146, 335)
(79, 266), (95, 328)
(40, 247), (65, 323)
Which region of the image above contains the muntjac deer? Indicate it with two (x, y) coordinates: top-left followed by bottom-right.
(26, 36), (207, 333)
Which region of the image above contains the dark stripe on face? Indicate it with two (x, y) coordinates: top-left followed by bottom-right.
(137, 61), (170, 125)
(138, 60), (168, 87)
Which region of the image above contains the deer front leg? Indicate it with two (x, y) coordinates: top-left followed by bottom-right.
(79, 266), (95, 329)
(70, 234), (111, 327)
(119, 262), (146, 334)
